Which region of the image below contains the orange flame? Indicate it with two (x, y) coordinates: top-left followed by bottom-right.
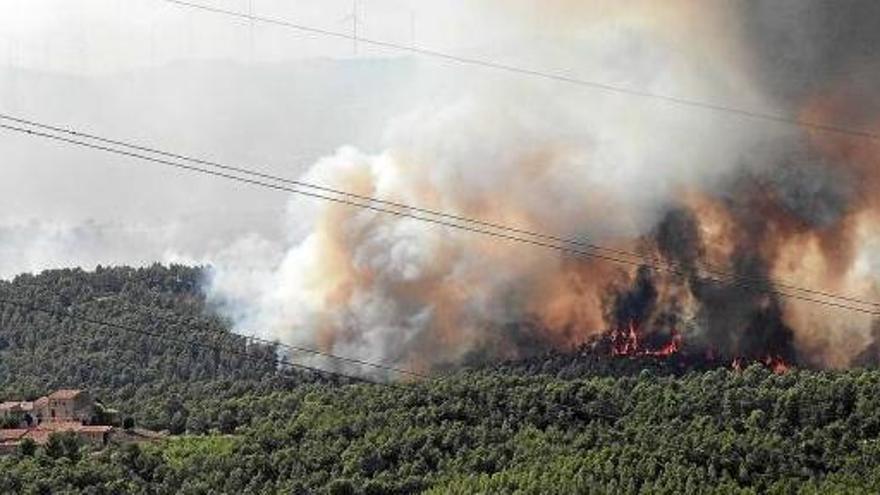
(647, 330), (683, 358)
(609, 321), (682, 358)
(730, 355), (790, 374)
(731, 357), (744, 372)
(762, 355), (790, 374)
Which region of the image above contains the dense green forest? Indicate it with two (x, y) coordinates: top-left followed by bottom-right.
(0, 265), (332, 432)
(2, 266), (880, 494)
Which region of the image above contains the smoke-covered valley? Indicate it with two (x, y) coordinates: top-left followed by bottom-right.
(0, 57), (418, 276)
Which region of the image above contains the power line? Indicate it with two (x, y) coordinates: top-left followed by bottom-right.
(160, 0), (880, 144)
(2, 112), (878, 310)
(2, 117), (879, 318)
(2, 120), (878, 317)
(79, 294), (428, 379)
(0, 296), (379, 385)
(128, 0), (880, 308)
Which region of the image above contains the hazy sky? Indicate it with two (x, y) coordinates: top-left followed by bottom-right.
(0, 0), (520, 74)
(0, 0), (539, 277)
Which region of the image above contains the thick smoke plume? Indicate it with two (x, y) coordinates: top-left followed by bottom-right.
(202, 1), (880, 373)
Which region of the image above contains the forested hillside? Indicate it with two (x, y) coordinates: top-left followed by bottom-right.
(0, 265), (328, 432)
(3, 367), (880, 493)
(3, 266), (880, 494)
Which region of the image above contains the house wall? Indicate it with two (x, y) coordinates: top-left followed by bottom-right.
(73, 392), (96, 423)
(3, 390), (99, 429)
(76, 429), (111, 446)
(44, 392), (94, 423)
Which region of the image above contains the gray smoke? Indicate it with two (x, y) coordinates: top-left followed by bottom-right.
(204, 2), (798, 372)
(4, 1), (880, 372)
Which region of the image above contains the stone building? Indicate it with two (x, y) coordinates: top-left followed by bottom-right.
(0, 401), (36, 427)
(41, 389), (96, 424)
(0, 389), (112, 454)
(1, 389), (96, 427)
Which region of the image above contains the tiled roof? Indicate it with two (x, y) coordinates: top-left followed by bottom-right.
(34, 397), (49, 408)
(42, 422), (83, 431)
(0, 429), (27, 441)
(38, 422), (113, 433)
(48, 390), (83, 400)
(0, 401), (35, 412)
(0, 416), (113, 447)
(77, 425), (113, 433)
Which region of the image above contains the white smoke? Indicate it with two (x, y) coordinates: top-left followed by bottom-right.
(0, 221), (182, 279)
(205, 4), (782, 370)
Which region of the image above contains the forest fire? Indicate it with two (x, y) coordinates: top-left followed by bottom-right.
(761, 355), (791, 374)
(603, 321), (791, 373)
(609, 321), (682, 358)
(604, 321), (791, 373)
(730, 356), (790, 374)
(203, 0), (880, 375)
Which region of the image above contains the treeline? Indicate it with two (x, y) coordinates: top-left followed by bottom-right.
(3, 367), (880, 493)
